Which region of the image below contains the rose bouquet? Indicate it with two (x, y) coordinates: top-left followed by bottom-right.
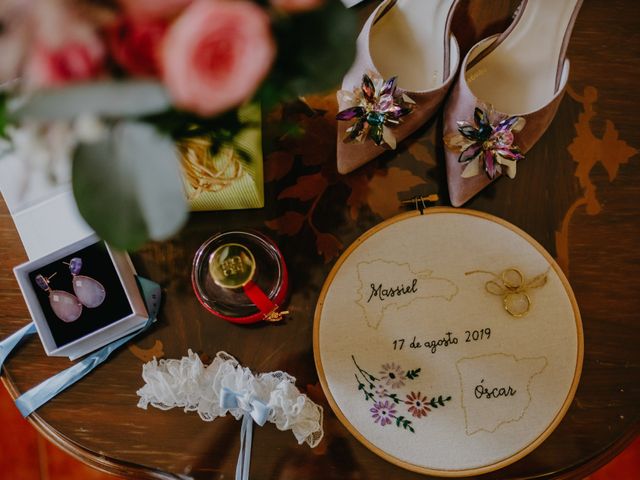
(0, 0), (356, 249)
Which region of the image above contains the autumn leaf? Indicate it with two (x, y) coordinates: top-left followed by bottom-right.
(316, 232), (343, 263)
(264, 151), (294, 182)
(265, 211), (306, 236)
(278, 172), (328, 201)
(305, 382), (328, 406)
(408, 142), (436, 166)
(599, 120), (637, 181)
(344, 173), (369, 220)
(367, 167), (425, 219)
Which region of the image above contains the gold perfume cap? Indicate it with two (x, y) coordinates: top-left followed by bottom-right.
(209, 243), (256, 289)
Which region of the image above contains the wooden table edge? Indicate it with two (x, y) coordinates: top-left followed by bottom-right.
(1, 372), (180, 480)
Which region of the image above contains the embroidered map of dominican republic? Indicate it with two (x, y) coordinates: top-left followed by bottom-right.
(356, 260), (458, 328)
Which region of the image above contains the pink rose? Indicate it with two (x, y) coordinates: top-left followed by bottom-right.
(118, 0), (193, 19)
(162, 0), (275, 117)
(23, 0), (105, 88)
(25, 41), (104, 88)
(271, 0), (325, 13)
(107, 17), (167, 76)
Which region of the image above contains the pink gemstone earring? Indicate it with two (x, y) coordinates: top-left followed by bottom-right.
(35, 273), (83, 323)
(65, 257), (106, 308)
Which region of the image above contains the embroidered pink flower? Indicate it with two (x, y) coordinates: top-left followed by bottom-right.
(107, 17), (167, 77)
(379, 362), (406, 389)
(118, 0), (193, 19)
(271, 0), (325, 13)
(374, 384), (389, 399)
(405, 392), (431, 418)
(370, 400), (396, 426)
(161, 0), (275, 117)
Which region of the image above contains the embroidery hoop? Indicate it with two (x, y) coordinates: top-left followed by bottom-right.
(313, 207), (583, 477)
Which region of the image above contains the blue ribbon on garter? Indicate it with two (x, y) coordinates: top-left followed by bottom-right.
(0, 276), (161, 417)
(220, 387), (271, 480)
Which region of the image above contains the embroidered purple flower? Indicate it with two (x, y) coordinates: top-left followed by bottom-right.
(370, 400), (397, 426)
(379, 362), (406, 389)
(405, 391), (431, 418)
(336, 71), (415, 149)
(444, 105), (526, 179)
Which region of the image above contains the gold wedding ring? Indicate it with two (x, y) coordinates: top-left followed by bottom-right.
(209, 243), (256, 289)
(503, 292), (531, 317)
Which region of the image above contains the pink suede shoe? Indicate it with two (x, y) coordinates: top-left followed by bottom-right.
(443, 0), (583, 206)
(336, 0), (460, 174)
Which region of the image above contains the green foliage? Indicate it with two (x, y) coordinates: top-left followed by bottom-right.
(0, 92), (8, 140)
(72, 122), (187, 250)
(143, 106), (256, 165)
(386, 392), (401, 404)
(406, 368), (421, 380)
(258, 0), (357, 109)
(395, 415), (415, 433)
(429, 395), (452, 409)
(12, 81), (172, 121)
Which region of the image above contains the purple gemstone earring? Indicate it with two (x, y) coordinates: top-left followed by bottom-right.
(66, 257), (106, 308)
(35, 273), (83, 323)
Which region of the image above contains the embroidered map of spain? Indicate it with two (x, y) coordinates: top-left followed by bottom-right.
(456, 353), (548, 435)
(356, 260), (458, 328)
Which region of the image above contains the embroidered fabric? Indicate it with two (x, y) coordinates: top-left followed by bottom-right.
(137, 350), (324, 448)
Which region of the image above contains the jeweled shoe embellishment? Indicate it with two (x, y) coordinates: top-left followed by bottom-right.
(67, 257), (106, 308)
(35, 273), (83, 323)
(444, 106), (526, 179)
(336, 72), (415, 149)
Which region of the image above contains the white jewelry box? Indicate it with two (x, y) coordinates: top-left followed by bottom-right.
(13, 235), (148, 360)
(1, 151), (148, 360)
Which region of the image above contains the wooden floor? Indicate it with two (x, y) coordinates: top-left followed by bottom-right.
(0, 384), (637, 480)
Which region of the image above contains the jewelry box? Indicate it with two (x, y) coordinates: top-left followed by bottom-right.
(13, 234), (148, 360)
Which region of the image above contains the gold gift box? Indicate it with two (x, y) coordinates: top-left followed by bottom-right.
(180, 104), (264, 211)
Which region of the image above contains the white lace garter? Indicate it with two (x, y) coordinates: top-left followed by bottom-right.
(137, 350), (323, 448)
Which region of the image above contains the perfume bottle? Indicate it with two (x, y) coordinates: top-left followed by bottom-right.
(192, 230), (289, 324)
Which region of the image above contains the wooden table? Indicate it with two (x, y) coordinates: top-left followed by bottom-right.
(1, 1), (638, 479)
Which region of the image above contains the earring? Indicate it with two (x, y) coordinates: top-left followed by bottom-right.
(35, 273), (82, 323)
(66, 257), (106, 308)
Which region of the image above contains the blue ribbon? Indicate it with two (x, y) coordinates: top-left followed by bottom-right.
(0, 322), (37, 373)
(220, 387), (271, 480)
(0, 277), (161, 417)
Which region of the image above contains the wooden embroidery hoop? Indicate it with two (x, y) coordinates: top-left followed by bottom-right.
(313, 207), (584, 477)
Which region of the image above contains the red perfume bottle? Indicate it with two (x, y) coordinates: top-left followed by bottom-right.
(192, 230), (289, 324)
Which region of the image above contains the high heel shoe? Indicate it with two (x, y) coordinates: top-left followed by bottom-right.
(336, 0), (460, 174)
(443, 0), (583, 207)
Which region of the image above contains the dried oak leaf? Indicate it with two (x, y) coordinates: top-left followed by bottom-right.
(265, 211), (306, 236)
(599, 120), (637, 181)
(408, 142), (436, 166)
(344, 173), (370, 220)
(367, 167), (425, 219)
(286, 94), (338, 167)
(316, 232), (343, 264)
(278, 173), (328, 201)
(264, 151), (295, 182)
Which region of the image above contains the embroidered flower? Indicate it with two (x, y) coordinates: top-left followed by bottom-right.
(444, 105), (526, 179)
(405, 391), (431, 418)
(336, 71), (415, 149)
(379, 363), (406, 389)
(370, 400), (396, 426)
(374, 384), (389, 399)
